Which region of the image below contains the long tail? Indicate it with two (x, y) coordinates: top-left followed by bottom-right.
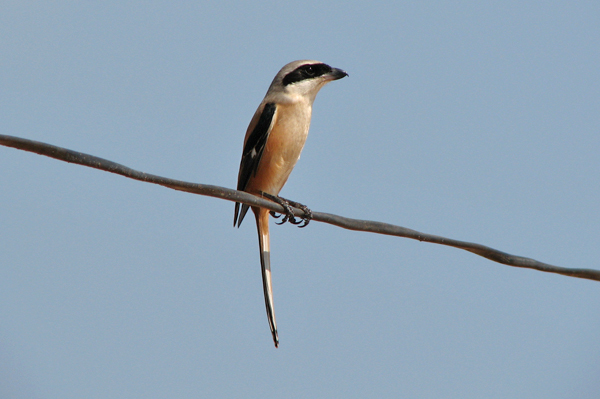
(254, 207), (279, 348)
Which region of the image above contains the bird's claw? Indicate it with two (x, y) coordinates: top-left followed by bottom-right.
(262, 192), (312, 227)
(285, 200), (312, 228)
(275, 199), (298, 225)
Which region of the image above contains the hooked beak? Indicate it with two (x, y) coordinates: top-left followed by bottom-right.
(326, 67), (349, 81)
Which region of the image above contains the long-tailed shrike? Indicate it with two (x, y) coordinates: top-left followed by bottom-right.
(234, 60), (347, 347)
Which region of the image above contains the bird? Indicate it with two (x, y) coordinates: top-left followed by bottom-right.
(234, 60), (347, 347)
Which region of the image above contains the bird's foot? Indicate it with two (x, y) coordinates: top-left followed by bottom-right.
(261, 192), (313, 228)
(282, 197), (313, 228)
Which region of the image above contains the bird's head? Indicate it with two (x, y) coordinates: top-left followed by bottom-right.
(266, 60), (348, 104)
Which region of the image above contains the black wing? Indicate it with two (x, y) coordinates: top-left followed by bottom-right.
(234, 102), (277, 227)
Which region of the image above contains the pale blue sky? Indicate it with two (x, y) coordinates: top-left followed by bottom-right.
(1, 2), (599, 398)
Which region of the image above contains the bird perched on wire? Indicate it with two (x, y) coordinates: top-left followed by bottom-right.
(234, 60), (347, 347)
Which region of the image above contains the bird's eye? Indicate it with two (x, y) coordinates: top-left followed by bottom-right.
(304, 66), (315, 76)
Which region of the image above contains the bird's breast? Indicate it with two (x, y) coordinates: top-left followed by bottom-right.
(249, 103), (312, 195)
